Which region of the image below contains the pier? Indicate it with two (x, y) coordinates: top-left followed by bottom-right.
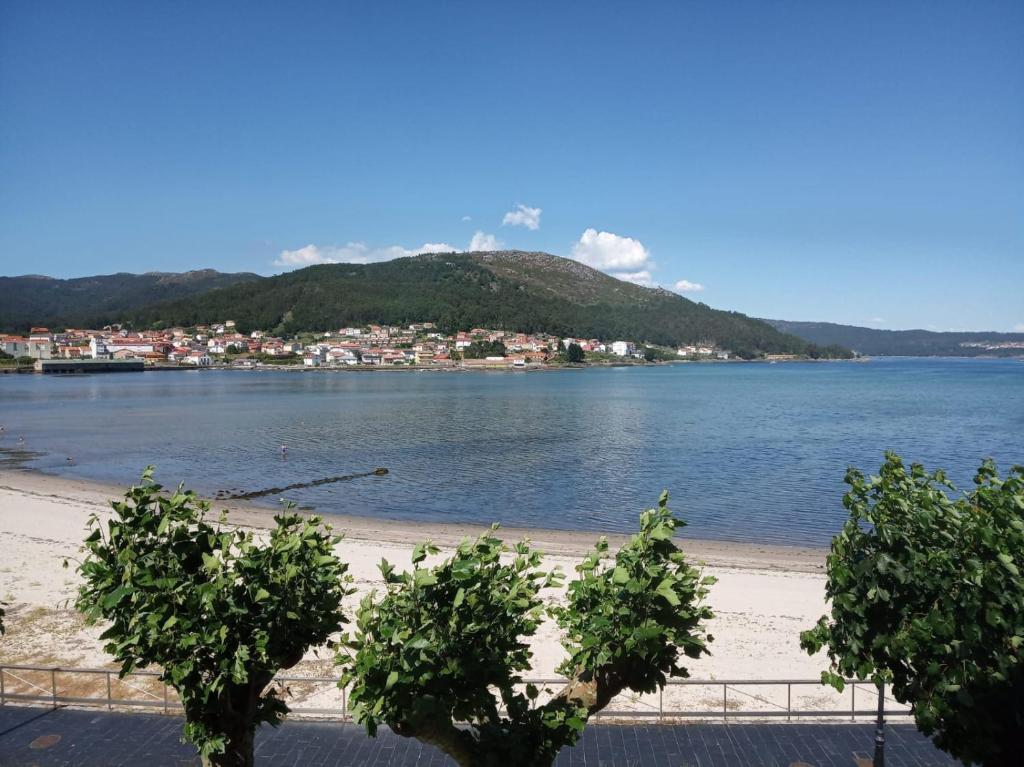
(34, 359), (144, 374)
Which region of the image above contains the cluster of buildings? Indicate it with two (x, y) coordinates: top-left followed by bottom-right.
(1, 323), (724, 369)
(959, 340), (1024, 352)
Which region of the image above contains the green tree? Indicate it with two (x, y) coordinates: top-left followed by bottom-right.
(801, 453), (1024, 767)
(73, 469), (352, 767)
(338, 492), (714, 766)
(463, 340), (507, 359)
(565, 343), (585, 363)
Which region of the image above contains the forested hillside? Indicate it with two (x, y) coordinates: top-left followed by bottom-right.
(765, 319), (1024, 357)
(0, 270), (261, 332)
(120, 251), (844, 357)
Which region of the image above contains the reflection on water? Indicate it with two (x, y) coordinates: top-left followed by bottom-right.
(0, 358), (1020, 546)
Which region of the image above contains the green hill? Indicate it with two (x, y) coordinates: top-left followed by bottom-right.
(764, 319), (1024, 357)
(120, 251), (844, 357)
(0, 269), (261, 333)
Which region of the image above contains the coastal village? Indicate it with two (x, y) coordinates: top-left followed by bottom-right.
(0, 322), (731, 371)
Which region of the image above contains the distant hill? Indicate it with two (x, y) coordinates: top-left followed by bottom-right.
(764, 319), (1024, 357)
(0, 270), (262, 333)
(119, 251), (841, 357)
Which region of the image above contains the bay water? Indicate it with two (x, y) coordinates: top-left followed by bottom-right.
(1, 358), (1020, 547)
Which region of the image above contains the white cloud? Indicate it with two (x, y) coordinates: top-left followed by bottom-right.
(274, 241), (455, 268)
(571, 228), (651, 270)
(274, 245), (338, 267)
(610, 270), (655, 287)
(673, 279), (705, 293)
(1013, 323), (1024, 332)
(502, 203), (542, 230)
(461, 215), (472, 222)
(276, 230), (505, 269)
(468, 231), (503, 251)
(868, 317), (886, 325)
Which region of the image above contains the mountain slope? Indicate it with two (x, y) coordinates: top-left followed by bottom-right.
(0, 270), (263, 333)
(765, 319), (1024, 357)
(122, 251), (837, 356)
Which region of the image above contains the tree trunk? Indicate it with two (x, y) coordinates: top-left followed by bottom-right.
(393, 720), (479, 767)
(203, 723), (255, 767)
(199, 676), (268, 767)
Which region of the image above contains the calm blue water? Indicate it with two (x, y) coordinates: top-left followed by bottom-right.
(1, 358), (1021, 546)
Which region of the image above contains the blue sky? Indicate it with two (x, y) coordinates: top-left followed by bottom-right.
(1, 1), (1021, 331)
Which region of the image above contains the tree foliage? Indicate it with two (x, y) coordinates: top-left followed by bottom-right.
(565, 342), (585, 363)
(73, 469), (352, 766)
(338, 492), (714, 766)
(801, 453), (1024, 767)
(462, 340), (507, 359)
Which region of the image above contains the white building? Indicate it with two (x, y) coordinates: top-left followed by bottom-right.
(89, 337), (109, 359)
(328, 348), (359, 366)
(0, 337), (28, 357)
(106, 340), (156, 355)
(611, 341), (635, 357)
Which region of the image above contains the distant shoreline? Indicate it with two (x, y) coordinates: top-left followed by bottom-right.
(10, 356), (1022, 376)
(2, 356), (874, 375)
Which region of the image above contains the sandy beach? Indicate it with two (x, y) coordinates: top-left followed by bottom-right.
(0, 468), (841, 713)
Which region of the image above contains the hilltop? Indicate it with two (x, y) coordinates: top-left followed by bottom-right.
(116, 251), (839, 357)
(0, 269), (261, 333)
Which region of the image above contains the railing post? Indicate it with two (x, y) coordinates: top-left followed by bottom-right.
(0, 667), (5, 706)
(722, 685), (727, 720)
(106, 672), (112, 711)
(787, 683), (791, 722)
(659, 689), (663, 723)
(342, 685), (347, 721)
(163, 683), (169, 714)
(51, 668), (57, 707)
(851, 682), (856, 721)
(873, 682), (886, 767)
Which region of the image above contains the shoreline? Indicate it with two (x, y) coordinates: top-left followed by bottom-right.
(0, 466), (833, 691)
(2, 356), (873, 376)
(0, 467), (827, 573)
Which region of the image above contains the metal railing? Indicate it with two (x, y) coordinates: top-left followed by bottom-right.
(0, 664), (910, 722)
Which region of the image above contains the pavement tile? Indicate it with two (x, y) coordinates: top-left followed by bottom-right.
(0, 706), (959, 766)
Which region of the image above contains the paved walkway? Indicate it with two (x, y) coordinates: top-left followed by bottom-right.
(0, 706), (956, 766)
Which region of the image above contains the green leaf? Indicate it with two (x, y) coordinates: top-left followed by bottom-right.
(102, 586), (132, 609)
(414, 570), (437, 588)
(997, 553), (1019, 576)
(654, 578), (680, 606)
